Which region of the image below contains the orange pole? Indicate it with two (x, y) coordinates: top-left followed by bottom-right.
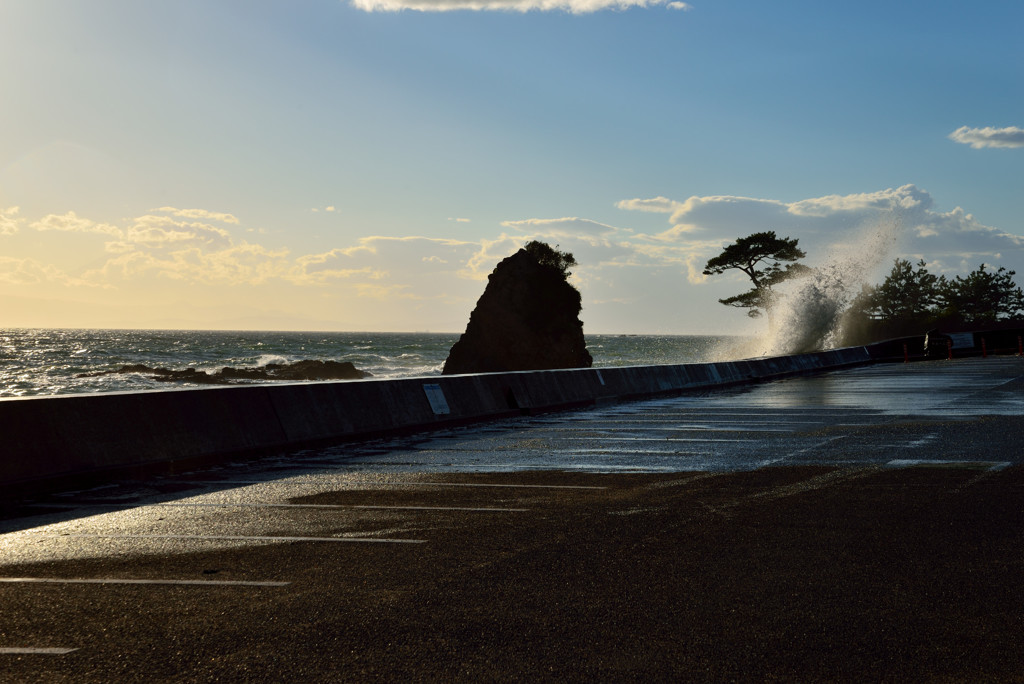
(982, 338), (987, 358)
(903, 343), (909, 363)
(947, 339), (953, 360)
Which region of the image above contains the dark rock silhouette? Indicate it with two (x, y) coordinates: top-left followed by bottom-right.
(443, 243), (592, 374)
(78, 359), (371, 384)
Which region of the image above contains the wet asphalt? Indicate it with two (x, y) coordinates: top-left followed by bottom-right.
(1, 356), (1023, 681)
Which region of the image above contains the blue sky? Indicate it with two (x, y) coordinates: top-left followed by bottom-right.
(1, 0), (1022, 334)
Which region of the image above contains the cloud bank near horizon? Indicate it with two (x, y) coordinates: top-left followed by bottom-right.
(2, 186), (1022, 331)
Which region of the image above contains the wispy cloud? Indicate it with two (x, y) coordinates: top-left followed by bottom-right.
(948, 126), (1024, 149)
(614, 197), (681, 214)
(107, 215), (233, 253)
(350, 0), (679, 12)
(0, 256), (102, 287)
(501, 216), (621, 237)
(31, 211), (122, 236)
(152, 207), (241, 224)
(0, 207), (21, 236)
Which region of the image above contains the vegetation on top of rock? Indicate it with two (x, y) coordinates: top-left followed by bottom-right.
(523, 240), (577, 279)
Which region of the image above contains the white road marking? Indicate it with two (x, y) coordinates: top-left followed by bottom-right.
(164, 502), (527, 512)
(548, 437), (760, 443)
(174, 480), (607, 490)
(47, 534), (425, 544)
(383, 482), (606, 490)
(564, 426), (794, 433)
(0, 577), (289, 587)
(563, 419), (828, 425)
(0, 647), (78, 655)
(38, 503), (528, 513)
(886, 460), (1012, 470)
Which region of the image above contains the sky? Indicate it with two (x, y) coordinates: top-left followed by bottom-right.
(1, 0), (1022, 335)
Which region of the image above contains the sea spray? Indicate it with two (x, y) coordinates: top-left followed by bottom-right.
(741, 214), (904, 357)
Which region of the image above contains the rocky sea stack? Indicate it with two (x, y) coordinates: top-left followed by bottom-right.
(443, 241), (593, 375)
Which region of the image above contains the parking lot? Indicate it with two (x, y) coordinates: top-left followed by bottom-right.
(2, 357), (1023, 681)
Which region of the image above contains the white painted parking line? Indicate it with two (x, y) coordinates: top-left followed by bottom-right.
(549, 437), (760, 443)
(350, 505), (528, 512)
(568, 419), (829, 425)
(0, 577), (290, 587)
(161, 503), (527, 512)
(385, 482), (607, 490)
(0, 647), (78, 655)
(48, 534), (425, 544)
(174, 480), (607, 490)
(40, 503), (528, 513)
(559, 426), (793, 433)
(886, 460), (1012, 470)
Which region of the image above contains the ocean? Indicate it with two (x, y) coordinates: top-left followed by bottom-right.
(0, 329), (741, 398)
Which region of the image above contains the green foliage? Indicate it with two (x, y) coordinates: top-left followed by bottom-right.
(524, 240), (577, 279)
(865, 259), (942, 322)
(839, 259), (1024, 344)
(702, 231), (808, 317)
(940, 264), (1024, 324)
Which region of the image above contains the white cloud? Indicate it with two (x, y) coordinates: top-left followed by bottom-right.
(87, 244), (293, 285)
(31, 211), (122, 236)
(625, 185), (1024, 284)
(111, 215), (233, 252)
(0, 256), (100, 287)
(0, 207), (21, 236)
(949, 126), (1024, 149)
(614, 197), (681, 214)
(667, 1), (692, 9)
(350, 0), (676, 12)
(152, 207), (241, 224)
(291, 236), (478, 287)
(501, 216), (621, 237)
(786, 185), (931, 217)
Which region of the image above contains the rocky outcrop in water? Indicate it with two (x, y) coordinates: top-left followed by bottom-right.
(78, 360), (371, 384)
(442, 243), (592, 374)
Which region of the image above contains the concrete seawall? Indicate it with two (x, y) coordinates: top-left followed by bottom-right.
(1, 346), (873, 495)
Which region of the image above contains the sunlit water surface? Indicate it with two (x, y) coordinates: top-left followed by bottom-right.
(0, 329), (742, 397)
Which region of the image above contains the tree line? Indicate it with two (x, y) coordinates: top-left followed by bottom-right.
(703, 231), (1024, 345)
(843, 258), (1024, 343)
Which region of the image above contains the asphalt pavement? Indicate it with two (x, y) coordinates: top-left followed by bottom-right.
(2, 356), (1023, 682)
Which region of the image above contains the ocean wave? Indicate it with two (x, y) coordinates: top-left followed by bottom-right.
(0, 330), (732, 396)
(255, 354), (292, 367)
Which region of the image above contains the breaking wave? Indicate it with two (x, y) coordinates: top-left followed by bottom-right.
(729, 213), (904, 358)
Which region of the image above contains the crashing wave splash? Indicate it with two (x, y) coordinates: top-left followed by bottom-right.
(721, 214), (904, 359)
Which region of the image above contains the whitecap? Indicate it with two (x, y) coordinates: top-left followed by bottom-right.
(255, 354), (291, 367)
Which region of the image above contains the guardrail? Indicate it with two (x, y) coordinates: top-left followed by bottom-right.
(2, 346), (875, 497)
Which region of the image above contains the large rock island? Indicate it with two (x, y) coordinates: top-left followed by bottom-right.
(443, 241), (593, 375)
